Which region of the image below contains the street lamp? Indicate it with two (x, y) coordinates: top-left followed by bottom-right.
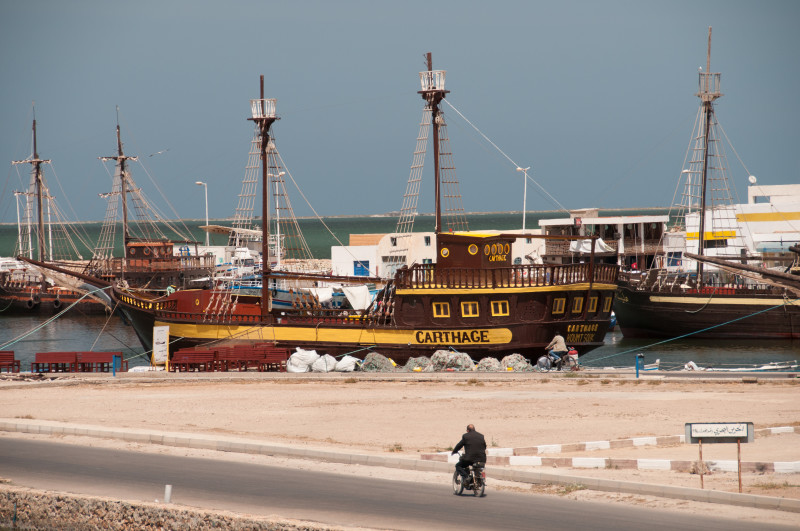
(195, 181), (209, 247)
(268, 172), (286, 268)
(516, 167), (530, 233)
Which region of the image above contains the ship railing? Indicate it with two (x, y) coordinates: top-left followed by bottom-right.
(1, 273), (45, 286)
(640, 270), (785, 294)
(395, 263), (618, 289)
(118, 293), (178, 312)
(94, 255), (215, 273)
(282, 309), (365, 325)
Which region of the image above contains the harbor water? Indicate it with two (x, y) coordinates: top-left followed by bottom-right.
(1, 210), (798, 371)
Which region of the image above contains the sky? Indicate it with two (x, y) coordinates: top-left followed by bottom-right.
(1, 0), (798, 225)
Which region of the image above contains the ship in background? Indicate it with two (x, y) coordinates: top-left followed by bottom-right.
(2, 113), (214, 314)
(614, 28), (800, 339)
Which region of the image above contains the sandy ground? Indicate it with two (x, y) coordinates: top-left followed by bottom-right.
(1, 372), (799, 527)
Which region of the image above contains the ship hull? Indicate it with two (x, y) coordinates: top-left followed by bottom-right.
(0, 282), (110, 315)
(614, 283), (800, 339)
(115, 272), (619, 364)
(119, 302), (611, 364)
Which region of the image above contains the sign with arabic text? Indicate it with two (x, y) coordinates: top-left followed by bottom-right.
(685, 422), (754, 444)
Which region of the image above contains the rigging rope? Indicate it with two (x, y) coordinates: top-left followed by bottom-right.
(0, 285), (113, 350)
(443, 99), (569, 214)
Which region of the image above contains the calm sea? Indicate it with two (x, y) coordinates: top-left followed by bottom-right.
(2, 209), (798, 371)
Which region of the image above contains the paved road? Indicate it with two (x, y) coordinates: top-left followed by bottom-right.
(0, 438), (794, 530)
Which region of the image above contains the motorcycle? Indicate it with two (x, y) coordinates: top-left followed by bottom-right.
(536, 352), (564, 372)
(452, 461), (486, 497)
(537, 348), (579, 372)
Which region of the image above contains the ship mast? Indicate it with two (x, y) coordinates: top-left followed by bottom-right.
(99, 113), (138, 278)
(11, 113), (51, 262)
(695, 27), (722, 287)
(418, 53), (449, 235)
(248, 76), (279, 321)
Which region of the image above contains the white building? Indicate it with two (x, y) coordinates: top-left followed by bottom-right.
(679, 183), (800, 269)
(331, 229), (545, 278)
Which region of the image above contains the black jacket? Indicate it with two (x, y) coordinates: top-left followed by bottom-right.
(453, 430), (487, 462)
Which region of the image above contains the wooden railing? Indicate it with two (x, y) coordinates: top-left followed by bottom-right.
(90, 255), (215, 274)
(395, 263), (618, 290)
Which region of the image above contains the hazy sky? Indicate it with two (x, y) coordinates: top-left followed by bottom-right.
(1, 0), (798, 225)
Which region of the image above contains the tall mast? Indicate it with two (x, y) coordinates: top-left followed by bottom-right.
(100, 112), (138, 277)
(248, 75), (278, 321)
(12, 112), (51, 262)
(695, 27), (722, 286)
(418, 53), (449, 235)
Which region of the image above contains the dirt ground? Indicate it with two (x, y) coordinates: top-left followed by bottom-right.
(1, 372), (799, 527)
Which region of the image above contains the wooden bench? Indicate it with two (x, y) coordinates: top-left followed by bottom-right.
(258, 346), (289, 372)
(214, 348), (242, 371)
(170, 350), (216, 372)
(31, 352), (78, 373)
(0, 351), (20, 373)
(77, 351), (128, 372)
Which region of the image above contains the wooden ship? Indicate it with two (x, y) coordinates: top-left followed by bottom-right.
(614, 28), (800, 339)
(3, 115), (214, 314)
(36, 56), (619, 362)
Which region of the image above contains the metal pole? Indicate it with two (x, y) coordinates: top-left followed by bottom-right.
(516, 167), (530, 233)
(195, 181), (209, 247)
(203, 184), (209, 247)
(737, 438), (742, 493)
(699, 438), (704, 489)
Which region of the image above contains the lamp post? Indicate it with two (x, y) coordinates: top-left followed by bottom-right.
(195, 181), (209, 247)
(268, 172), (286, 268)
(516, 167), (530, 233)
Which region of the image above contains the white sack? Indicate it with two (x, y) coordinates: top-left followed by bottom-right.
(334, 355), (360, 372)
(312, 354), (338, 372)
(287, 348), (320, 373)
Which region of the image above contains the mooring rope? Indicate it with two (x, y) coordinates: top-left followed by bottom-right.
(0, 285), (113, 350)
(583, 297), (800, 365)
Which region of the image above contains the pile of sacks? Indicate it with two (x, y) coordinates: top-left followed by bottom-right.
(285, 348), (537, 373)
(360, 350), (536, 372)
(286, 348), (360, 373)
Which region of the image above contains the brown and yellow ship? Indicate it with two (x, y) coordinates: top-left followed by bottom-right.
(36, 55), (619, 363)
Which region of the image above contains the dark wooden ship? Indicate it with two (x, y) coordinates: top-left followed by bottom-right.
(2, 117), (213, 314)
(614, 29), (800, 339)
(42, 57), (619, 362)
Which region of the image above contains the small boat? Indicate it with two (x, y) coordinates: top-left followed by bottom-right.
(683, 360), (798, 372)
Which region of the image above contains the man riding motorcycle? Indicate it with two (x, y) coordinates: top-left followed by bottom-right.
(451, 424), (487, 482)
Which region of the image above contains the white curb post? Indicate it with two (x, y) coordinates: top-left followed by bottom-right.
(164, 484), (172, 504)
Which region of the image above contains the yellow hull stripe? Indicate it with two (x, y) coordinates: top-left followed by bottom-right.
(649, 296), (800, 307)
(396, 282), (618, 296)
(158, 321), (514, 345)
(736, 212), (800, 223)
(397, 282), (617, 295)
(685, 230), (737, 240)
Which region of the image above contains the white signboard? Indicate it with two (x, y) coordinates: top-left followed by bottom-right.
(691, 423), (748, 438)
(685, 422), (753, 444)
(152, 326), (170, 365)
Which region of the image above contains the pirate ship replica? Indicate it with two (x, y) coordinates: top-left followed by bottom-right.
(49, 56), (619, 361)
(6, 115), (214, 314)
